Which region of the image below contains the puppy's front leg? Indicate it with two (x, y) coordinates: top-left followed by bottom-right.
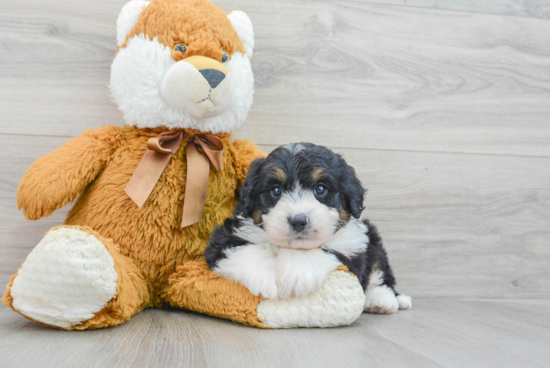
(276, 248), (341, 299)
(211, 244), (279, 299)
(206, 218), (279, 299)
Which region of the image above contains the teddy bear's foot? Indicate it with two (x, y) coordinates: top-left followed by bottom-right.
(167, 262), (365, 329)
(7, 227), (117, 328)
(3, 226), (149, 329)
(257, 268), (365, 328)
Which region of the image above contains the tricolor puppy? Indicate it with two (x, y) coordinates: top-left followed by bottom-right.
(206, 143), (412, 314)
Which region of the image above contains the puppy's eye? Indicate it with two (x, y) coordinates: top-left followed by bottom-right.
(314, 185), (327, 196)
(174, 43), (187, 54)
(222, 52), (229, 65)
(271, 186), (283, 198)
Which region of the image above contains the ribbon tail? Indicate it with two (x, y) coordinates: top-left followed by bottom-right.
(181, 143), (211, 228)
(125, 149), (173, 208)
(196, 136), (224, 172)
(125, 132), (183, 208)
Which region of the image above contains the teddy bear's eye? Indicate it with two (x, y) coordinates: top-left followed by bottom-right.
(221, 52), (229, 65)
(174, 43), (187, 54)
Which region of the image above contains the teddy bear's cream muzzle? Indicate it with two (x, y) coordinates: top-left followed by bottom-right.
(161, 55), (233, 119)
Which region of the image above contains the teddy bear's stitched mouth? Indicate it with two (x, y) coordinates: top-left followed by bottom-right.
(198, 90), (217, 107)
(198, 98), (216, 106)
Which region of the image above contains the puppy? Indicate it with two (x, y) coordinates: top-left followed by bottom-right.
(205, 143), (411, 314)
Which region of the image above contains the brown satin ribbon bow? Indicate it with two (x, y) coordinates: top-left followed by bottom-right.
(124, 130), (224, 228)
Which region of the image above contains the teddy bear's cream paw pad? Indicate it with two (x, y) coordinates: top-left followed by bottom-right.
(256, 270), (365, 328)
(10, 228), (117, 328)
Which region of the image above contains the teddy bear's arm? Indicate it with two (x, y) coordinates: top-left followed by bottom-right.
(17, 126), (123, 220)
(232, 139), (266, 190)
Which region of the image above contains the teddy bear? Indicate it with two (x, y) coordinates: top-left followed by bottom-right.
(3, 0), (366, 329)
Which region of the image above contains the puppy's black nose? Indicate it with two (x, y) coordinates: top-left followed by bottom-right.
(289, 214), (308, 232)
(199, 69), (225, 88)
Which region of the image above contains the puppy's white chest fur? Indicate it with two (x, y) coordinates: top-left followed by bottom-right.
(206, 142), (411, 314)
(322, 217), (369, 256)
(213, 217), (368, 299)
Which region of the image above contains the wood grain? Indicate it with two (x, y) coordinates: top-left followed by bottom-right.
(236, 0), (550, 156)
(362, 0), (550, 19)
(1, 0), (550, 157)
(2, 136), (549, 299)
(0, 135), (71, 285)
(1, 299), (549, 368)
(1, 0), (549, 365)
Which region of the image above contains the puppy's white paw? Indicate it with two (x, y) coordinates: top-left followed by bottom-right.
(397, 294), (412, 310)
(212, 243), (279, 299)
(277, 266), (325, 299)
(246, 273), (279, 300)
(364, 285), (399, 314)
(275, 248), (339, 299)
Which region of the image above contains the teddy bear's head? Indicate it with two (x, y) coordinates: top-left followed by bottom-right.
(110, 0), (254, 134)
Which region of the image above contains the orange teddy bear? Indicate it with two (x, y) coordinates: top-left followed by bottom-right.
(3, 0), (365, 330)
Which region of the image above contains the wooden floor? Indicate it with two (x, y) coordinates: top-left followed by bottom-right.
(1, 0), (550, 366)
(2, 299), (550, 368)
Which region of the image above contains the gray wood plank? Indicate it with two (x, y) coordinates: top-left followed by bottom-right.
(0, 135), (71, 285)
(236, 0), (550, 157)
(1, 0), (550, 157)
(2, 135), (549, 299)
(1, 2), (548, 364)
(336, 146), (550, 300)
(363, 299), (550, 368)
(1, 299), (549, 368)
(361, 0), (550, 19)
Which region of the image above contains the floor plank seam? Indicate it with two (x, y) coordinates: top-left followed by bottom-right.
(4, 133), (550, 159)
(254, 143), (550, 159)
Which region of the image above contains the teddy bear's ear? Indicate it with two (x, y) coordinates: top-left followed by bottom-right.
(227, 11), (254, 58)
(116, 0), (151, 47)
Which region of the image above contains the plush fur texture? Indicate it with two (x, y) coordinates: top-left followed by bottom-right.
(10, 227), (118, 328)
(257, 267), (365, 328)
(4, 126), (264, 328)
(4, 0), (370, 330)
(117, 1), (151, 47)
(5, 225), (150, 330)
(3, 0), (270, 330)
(206, 143), (412, 313)
(166, 261), (268, 328)
(111, 0), (254, 132)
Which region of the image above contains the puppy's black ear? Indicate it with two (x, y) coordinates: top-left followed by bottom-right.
(234, 157), (266, 217)
(341, 163), (365, 219)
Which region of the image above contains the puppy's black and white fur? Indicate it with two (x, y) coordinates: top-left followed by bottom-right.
(206, 143), (411, 313)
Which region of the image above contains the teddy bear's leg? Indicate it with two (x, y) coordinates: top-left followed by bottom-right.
(164, 262), (365, 328)
(3, 226), (149, 330)
(164, 261), (268, 328)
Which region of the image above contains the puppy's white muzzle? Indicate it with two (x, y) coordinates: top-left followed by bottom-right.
(263, 186), (341, 250)
(161, 56), (233, 119)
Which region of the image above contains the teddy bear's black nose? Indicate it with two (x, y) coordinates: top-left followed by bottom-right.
(288, 214), (309, 233)
(199, 69), (226, 89)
